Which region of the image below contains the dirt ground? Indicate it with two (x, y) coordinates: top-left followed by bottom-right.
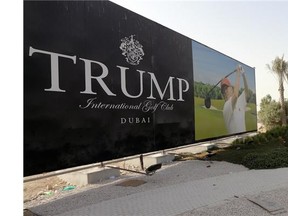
(23, 153), (210, 205)
(23, 162), (141, 209)
(24, 176), (69, 203)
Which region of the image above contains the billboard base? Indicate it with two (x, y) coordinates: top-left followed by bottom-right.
(58, 167), (121, 186)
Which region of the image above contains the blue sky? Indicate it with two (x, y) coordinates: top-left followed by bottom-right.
(111, 0), (288, 110)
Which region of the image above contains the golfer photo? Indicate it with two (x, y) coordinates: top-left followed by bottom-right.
(221, 65), (249, 134)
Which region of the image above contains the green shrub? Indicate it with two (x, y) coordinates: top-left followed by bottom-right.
(232, 125), (288, 147)
(214, 125), (288, 169)
(252, 133), (268, 145)
(258, 95), (281, 130)
(242, 148), (288, 169)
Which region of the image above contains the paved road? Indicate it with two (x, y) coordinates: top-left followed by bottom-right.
(29, 161), (288, 216)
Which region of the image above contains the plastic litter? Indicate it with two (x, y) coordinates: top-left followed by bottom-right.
(62, 185), (76, 191)
(43, 191), (53, 195)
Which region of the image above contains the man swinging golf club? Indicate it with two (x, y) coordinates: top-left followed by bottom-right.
(221, 65), (249, 134)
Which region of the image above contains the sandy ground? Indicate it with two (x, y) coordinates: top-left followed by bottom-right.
(24, 163), (155, 209)
(23, 152), (206, 207)
(23, 155), (247, 210)
(24, 176), (69, 203)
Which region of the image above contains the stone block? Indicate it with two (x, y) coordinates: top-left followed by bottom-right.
(58, 167), (120, 186)
(144, 153), (175, 167)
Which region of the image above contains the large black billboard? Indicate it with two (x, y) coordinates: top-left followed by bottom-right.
(24, 1), (256, 176)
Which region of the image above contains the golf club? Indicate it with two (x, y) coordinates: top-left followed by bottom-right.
(204, 69), (237, 109)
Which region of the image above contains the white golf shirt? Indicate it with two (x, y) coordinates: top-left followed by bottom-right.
(223, 91), (247, 134)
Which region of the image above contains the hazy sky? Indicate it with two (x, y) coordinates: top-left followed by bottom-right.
(5, 2), (286, 213)
(111, 0), (288, 110)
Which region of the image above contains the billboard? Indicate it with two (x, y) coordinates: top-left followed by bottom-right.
(192, 41), (257, 140)
(24, 1), (256, 176)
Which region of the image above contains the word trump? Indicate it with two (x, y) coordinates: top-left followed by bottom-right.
(29, 47), (190, 101)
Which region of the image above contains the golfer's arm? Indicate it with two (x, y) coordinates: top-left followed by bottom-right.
(242, 73), (249, 101)
(232, 72), (241, 109)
